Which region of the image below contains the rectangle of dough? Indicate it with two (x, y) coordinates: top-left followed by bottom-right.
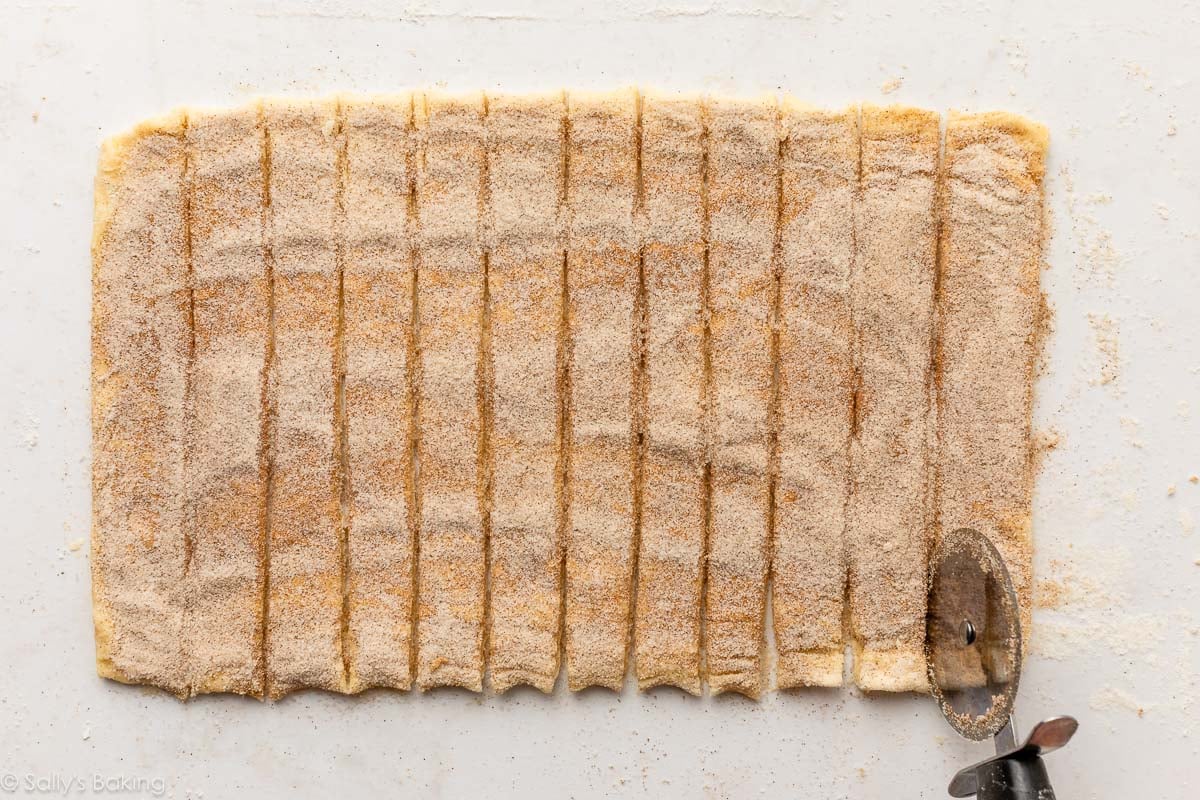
(847, 105), (939, 692)
(937, 112), (1047, 639)
(342, 95), (417, 691)
(414, 93), (488, 691)
(263, 99), (345, 696)
(185, 104), (269, 696)
(704, 97), (777, 698)
(485, 93), (566, 693)
(563, 90), (640, 691)
(91, 113), (190, 696)
(91, 94), (1047, 700)
(772, 103), (858, 689)
(634, 93), (706, 694)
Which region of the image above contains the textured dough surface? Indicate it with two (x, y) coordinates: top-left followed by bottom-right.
(342, 95), (417, 691)
(262, 98), (345, 697)
(561, 90), (640, 691)
(185, 105), (269, 696)
(772, 103), (857, 689)
(846, 106), (940, 693)
(485, 93), (565, 693)
(413, 93), (488, 692)
(92, 112), (191, 697)
(702, 97), (777, 699)
(90, 93), (1045, 699)
(633, 94), (707, 694)
(936, 112), (1047, 644)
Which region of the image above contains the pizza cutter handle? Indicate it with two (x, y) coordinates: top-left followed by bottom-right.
(948, 716), (1077, 799)
(972, 754), (1056, 800)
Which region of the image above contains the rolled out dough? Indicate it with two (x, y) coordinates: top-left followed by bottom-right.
(91, 92), (1045, 699)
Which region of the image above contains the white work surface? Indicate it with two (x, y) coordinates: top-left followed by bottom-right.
(1, 1), (1197, 797)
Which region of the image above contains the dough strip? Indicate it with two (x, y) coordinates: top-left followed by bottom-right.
(342, 95), (418, 691)
(936, 112), (1048, 640)
(562, 90), (640, 691)
(634, 93), (707, 694)
(414, 93), (488, 691)
(846, 106), (939, 692)
(262, 99), (345, 696)
(485, 93), (566, 693)
(703, 97), (778, 698)
(185, 105), (271, 695)
(772, 103), (858, 688)
(91, 113), (191, 696)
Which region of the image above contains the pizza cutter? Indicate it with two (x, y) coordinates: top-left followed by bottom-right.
(926, 527), (1078, 799)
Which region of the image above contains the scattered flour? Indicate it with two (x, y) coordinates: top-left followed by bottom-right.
(1061, 168), (1120, 286)
(1090, 685), (1148, 716)
(1087, 313), (1120, 386)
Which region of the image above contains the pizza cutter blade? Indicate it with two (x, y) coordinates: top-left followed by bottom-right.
(926, 527), (1077, 799)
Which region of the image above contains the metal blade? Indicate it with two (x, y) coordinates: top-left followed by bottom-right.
(925, 527), (1023, 741)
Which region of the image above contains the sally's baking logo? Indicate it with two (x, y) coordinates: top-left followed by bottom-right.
(0, 773), (166, 796)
